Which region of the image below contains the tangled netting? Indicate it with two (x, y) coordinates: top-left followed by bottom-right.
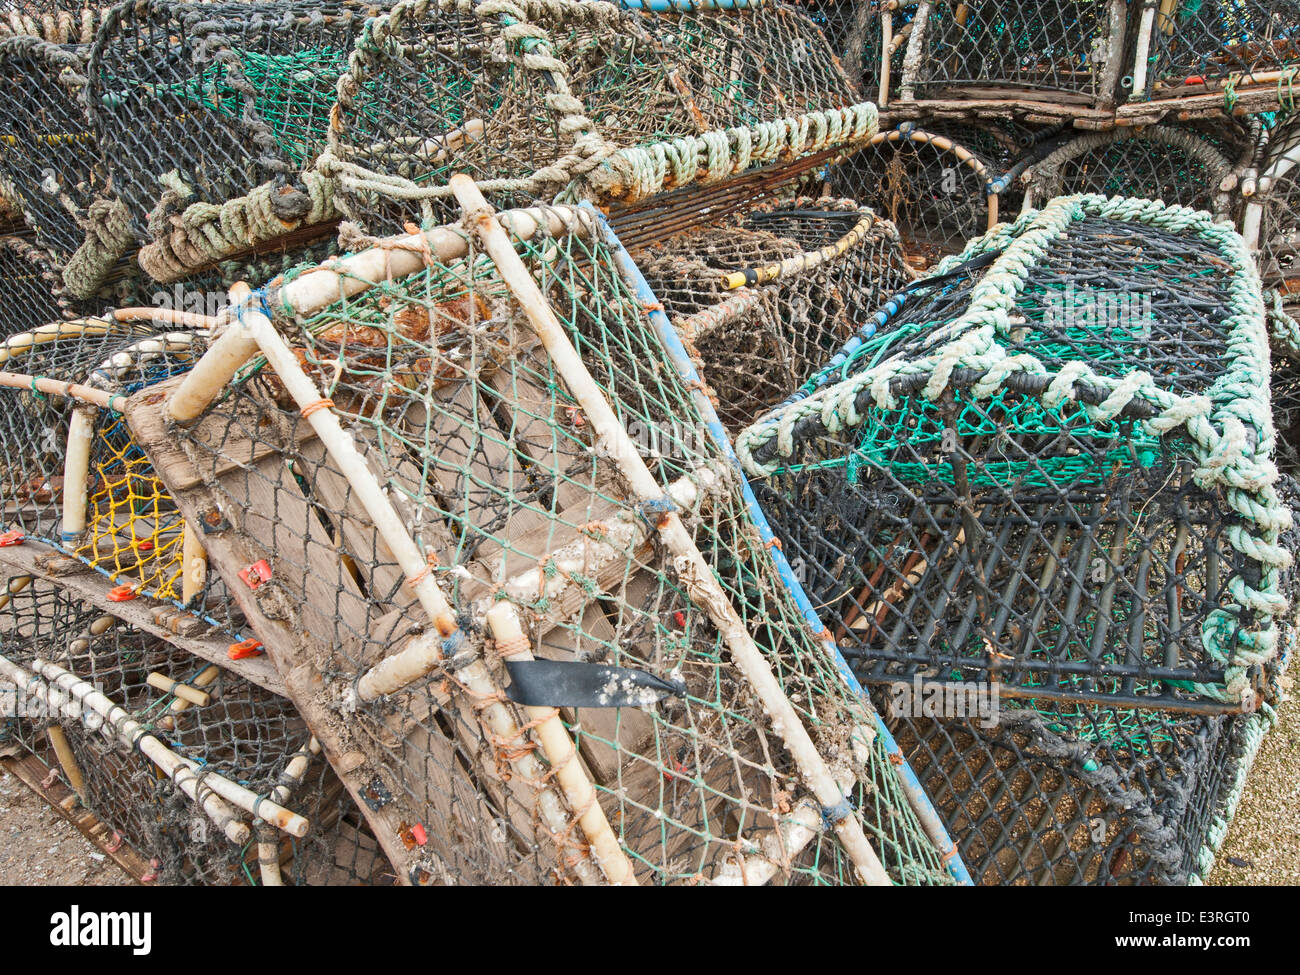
(0, 575), (388, 885)
(739, 194), (1292, 712)
(147, 205), (957, 886)
(625, 195), (911, 429)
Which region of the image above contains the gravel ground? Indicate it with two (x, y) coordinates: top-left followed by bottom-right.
(0, 763), (133, 886)
(1207, 689), (1300, 886)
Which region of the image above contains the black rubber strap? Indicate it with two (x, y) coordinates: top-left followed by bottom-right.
(505, 660), (687, 708)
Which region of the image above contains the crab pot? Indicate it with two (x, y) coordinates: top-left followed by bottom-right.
(1024, 123), (1242, 219)
(139, 202), (963, 885)
(0, 576), (376, 885)
(616, 194), (911, 429)
(831, 121), (1031, 269)
(896, 0), (1131, 104)
(873, 688), (1262, 884)
(739, 194), (1291, 713)
(1139, 0), (1300, 100)
(86, 0), (382, 281)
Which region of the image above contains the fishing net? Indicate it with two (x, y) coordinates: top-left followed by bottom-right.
(1026, 124), (1239, 218)
(86, 0), (382, 283)
(1142, 0), (1300, 98)
(0, 574), (386, 885)
(798, 0), (888, 98)
(623, 195), (912, 429)
(830, 122), (1025, 269)
(135, 202), (959, 886)
(616, 0), (860, 123)
(738, 194), (1292, 713)
(898, 0), (1131, 102)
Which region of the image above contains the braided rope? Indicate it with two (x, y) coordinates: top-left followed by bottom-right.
(737, 193), (1290, 703)
(574, 102), (879, 205)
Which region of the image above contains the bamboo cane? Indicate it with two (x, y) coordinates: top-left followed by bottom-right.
(31, 657), (310, 839)
(259, 736), (322, 887)
(0, 652), (249, 844)
(486, 603), (638, 885)
(452, 174), (890, 886)
(0, 575), (32, 612)
(181, 522), (207, 606)
(60, 406), (95, 541)
(879, 11), (893, 108)
(146, 672), (211, 707)
(47, 725), (85, 800)
(1130, 3), (1157, 98)
(66, 614), (118, 656)
(0, 371), (113, 408)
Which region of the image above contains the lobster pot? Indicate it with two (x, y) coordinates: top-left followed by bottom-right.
(874, 691), (1255, 884)
(1025, 123), (1241, 219)
(614, 0), (860, 125)
(1139, 0), (1300, 100)
(0, 236), (71, 336)
(897, 0), (1130, 103)
(87, 0), (382, 282)
(739, 194), (1291, 713)
(831, 122), (1028, 269)
(153, 207), (956, 886)
(1274, 354), (1300, 474)
(0, 577), (364, 885)
(620, 195), (911, 429)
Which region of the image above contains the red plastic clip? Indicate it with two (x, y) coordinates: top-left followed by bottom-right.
(105, 831), (123, 854)
(411, 823), (428, 847)
(0, 529), (25, 547)
(228, 638), (264, 660)
(239, 559), (272, 590)
(140, 858), (160, 883)
(107, 584), (137, 602)
(672, 610), (687, 628)
(136, 539), (154, 552)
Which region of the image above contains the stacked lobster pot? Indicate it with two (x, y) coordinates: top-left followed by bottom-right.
(736, 194), (1296, 883)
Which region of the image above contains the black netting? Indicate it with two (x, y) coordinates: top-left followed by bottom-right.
(741, 200), (1288, 712)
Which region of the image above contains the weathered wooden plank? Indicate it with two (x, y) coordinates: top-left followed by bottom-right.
(0, 542), (284, 696)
